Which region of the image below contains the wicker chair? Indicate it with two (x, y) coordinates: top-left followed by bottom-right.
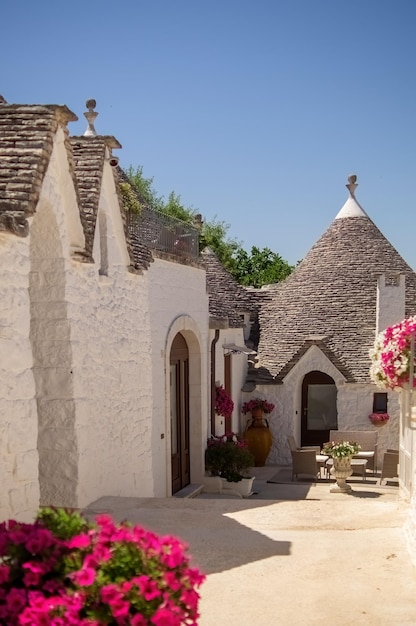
(380, 449), (399, 484)
(290, 449), (321, 481)
(287, 437), (329, 478)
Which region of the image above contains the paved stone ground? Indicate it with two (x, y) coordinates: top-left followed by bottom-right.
(84, 466), (416, 626)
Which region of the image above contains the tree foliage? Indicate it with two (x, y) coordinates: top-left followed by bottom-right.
(126, 164), (294, 287)
(232, 246), (294, 288)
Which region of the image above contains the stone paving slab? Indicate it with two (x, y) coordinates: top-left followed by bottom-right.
(84, 466), (415, 626)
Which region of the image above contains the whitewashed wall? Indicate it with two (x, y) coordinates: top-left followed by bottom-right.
(244, 345), (400, 467)
(148, 259), (209, 495)
(0, 232), (40, 522)
(210, 327), (250, 437)
(400, 389), (416, 566)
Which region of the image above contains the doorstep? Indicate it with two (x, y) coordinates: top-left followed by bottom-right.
(174, 484), (203, 498)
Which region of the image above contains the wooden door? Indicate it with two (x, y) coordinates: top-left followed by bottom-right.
(301, 371), (337, 447)
(170, 334), (190, 494)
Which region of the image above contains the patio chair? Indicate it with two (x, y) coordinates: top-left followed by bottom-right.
(290, 449), (321, 481)
(380, 449), (399, 484)
(287, 436), (320, 453)
(287, 437), (329, 478)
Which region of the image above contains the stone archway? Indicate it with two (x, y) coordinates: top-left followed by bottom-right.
(165, 317), (206, 495)
(170, 333), (190, 494)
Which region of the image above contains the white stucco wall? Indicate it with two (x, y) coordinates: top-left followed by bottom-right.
(376, 274), (405, 335)
(148, 259), (209, 495)
(63, 161), (153, 508)
(210, 327), (250, 437)
(400, 389), (416, 567)
(245, 345), (400, 467)
(0, 232), (40, 522)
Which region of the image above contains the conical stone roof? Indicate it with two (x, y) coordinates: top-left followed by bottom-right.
(254, 177), (416, 383)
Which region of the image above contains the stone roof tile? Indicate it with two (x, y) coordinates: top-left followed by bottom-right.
(0, 103), (77, 236)
(255, 212), (416, 383)
(201, 247), (256, 327)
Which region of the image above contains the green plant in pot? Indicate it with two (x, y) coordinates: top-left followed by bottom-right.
(205, 433), (254, 482)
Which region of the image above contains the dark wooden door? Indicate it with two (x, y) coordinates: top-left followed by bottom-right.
(301, 371), (337, 447)
(170, 334), (190, 494)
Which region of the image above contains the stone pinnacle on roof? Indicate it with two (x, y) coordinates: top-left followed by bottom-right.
(335, 173), (368, 219)
(83, 99), (98, 137)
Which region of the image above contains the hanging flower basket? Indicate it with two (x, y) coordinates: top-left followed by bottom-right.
(214, 384), (234, 419)
(369, 315), (416, 390)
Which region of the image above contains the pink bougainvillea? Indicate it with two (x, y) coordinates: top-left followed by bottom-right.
(214, 384), (234, 419)
(241, 398), (275, 415)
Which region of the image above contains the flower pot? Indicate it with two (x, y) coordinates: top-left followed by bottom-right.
(371, 419), (389, 427)
(252, 407), (264, 420)
(330, 455), (353, 493)
(244, 418), (272, 466)
(220, 476), (255, 498)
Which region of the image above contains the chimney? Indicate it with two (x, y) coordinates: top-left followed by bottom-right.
(376, 274), (405, 335)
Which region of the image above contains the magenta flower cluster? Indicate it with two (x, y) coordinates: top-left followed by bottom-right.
(241, 398), (275, 415)
(368, 412), (390, 424)
(214, 384), (234, 419)
(369, 315), (416, 390)
(0, 508), (205, 625)
(206, 432), (248, 450)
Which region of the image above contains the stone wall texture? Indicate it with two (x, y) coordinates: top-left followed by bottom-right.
(0, 233), (40, 522)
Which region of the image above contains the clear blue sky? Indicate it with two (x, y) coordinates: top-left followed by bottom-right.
(3, 0), (415, 268)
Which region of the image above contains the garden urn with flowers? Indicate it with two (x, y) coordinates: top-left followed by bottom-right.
(323, 440), (361, 493)
(241, 398), (275, 466)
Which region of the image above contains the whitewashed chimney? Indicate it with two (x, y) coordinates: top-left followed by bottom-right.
(376, 274), (405, 334)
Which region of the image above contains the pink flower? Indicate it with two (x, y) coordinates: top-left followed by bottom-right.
(0, 565), (10, 584)
(6, 587), (27, 614)
(241, 398), (275, 415)
(67, 533), (91, 549)
(151, 606), (181, 626)
(130, 615), (148, 626)
(134, 575), (162, 601)
(70, 566), (96, 587)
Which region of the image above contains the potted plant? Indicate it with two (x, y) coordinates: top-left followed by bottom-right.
(368, 412), (390, 426)
(241, 398), (275, 418)
(322, 440), (361, 493)
(205, 433), (254, 483)
(241, 398), (275, 466)
(0, 507), (205, 625)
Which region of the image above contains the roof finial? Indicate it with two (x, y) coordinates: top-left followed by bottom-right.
(83, 99), (98, 136)
(346, 174), (358, 197)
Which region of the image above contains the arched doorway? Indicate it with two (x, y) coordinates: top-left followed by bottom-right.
(301, 371), (338, 446)
(170, 333), (190, 494)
